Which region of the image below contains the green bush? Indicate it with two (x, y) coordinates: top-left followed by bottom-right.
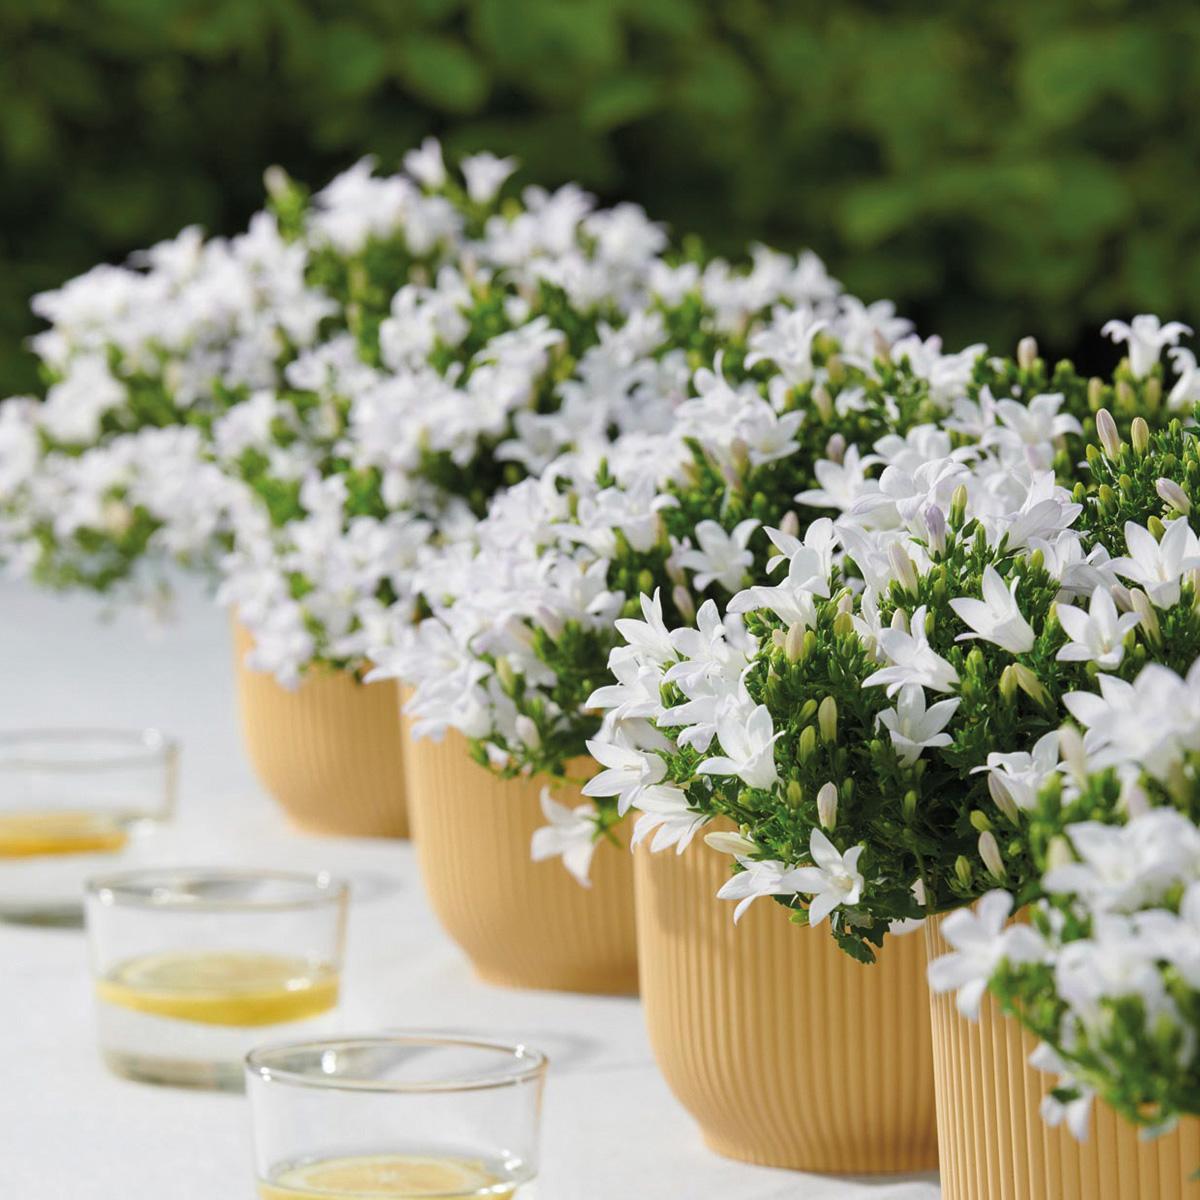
(3, 0), (1198, 393)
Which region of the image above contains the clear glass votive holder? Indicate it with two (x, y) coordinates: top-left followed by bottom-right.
(0, 728), (178, 924)
(85, 867), (349, 1090)
(246, 1035), (548, 1198)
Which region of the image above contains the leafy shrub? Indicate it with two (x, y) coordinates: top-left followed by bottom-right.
(3, 0), (1198, 392)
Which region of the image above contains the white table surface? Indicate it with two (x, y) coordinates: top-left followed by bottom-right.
(0, 577), (941, 1199)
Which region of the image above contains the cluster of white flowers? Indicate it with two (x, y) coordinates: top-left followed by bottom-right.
(371, 259), (917, 794)
(584, 317), (1200, 907)
(929, 660), (1200, 1139)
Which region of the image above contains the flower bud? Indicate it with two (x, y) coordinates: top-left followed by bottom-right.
(987, 773), (1020, 824)
(832, 612), (854, 638)
(1147, 515), (1166, 542)
(978, 830), (1006, 880)
(813, 385), (833, 422)
(1017, 336), (1038, 371)
(902, 789), (918, 820)
(1121, 780), (1151, 819)
(797, 698), (819, 725)
(672, 584), (696, 624)
(1045, 836), (1074, 873)
(817, 781), (838, 830)
(1087, 376), (1104, 411)
(1145, 374), (1162, 411)
(1130, 588), (1161, 645)
(803, 630), (818, 659)
(1058, 724), (1088, 783)
(1116, 379), (1135, 410)
(950, 484), (969, 528)
(495, 658), (518, 696)
(1111, 583), (1134, 612)
(1131, 416), (1150, 455)
(969, 810), (993, 833)
(1012, 663), (1052, 708)
(825, 433), (846, 465)
(954, 855), (973, 889)
(1157, 477), (1192, 516)
(784, 622), (805, 662)
(101, 499), (134, 537)
(1096, 408), (1122, 457)
(890, 607), (909, 633)
(665, 555), (686, 589)
(771, 628), (786, 650)
(818, 696), (838, 744)
(704, 830), (758, 857)
(924, 504), (947, 555)
(798, 725), (817, 763)
(786, 779), (804, 809)
(264, 164), (291, 199)
(999, 664), (1019, 704)
(514, 715), (541, 750)
(779, 510), (800, 538)
(730, 437), (750, 473)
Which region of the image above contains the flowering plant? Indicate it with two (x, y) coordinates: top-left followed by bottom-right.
(588, 330), (1200, 952)
(385, 296), (1190, 880)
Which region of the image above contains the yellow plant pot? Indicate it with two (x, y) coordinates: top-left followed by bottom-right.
(400, 722), (638, 994)
(231, 620), (408, 838)
(926, 914), (1200, 1199)
(634, 839), (939, 1172)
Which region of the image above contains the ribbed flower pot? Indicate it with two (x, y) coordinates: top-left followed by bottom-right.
(400, 722), (638, 994)
(231, 620), (408, 838)
(926, 914), (1200, 1199)
(634, 838), (938, 1172)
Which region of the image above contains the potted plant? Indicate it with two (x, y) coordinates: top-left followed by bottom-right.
(587, 328), (1193, 1176)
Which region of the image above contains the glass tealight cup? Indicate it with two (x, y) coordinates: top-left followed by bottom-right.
(85, 868), (349, 1090)
(0, 728), (178, 924)
(246, 1035), (548, 1198)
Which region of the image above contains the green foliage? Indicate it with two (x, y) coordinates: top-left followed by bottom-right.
(4, 1), (1199, 393)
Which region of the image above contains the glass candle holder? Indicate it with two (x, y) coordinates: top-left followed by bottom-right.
(85, 868), (349, 1090)
(0, 728), (178, 924)
(246, 1035), (548, 1198)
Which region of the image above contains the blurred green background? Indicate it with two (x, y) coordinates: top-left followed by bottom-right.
(3, 0), (1198, 393)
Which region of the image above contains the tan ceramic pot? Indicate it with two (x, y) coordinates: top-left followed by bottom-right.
(231, 620), (408, 838)
(400, 722), (638, 993)
(926, 914), (1200, 1199)
(634, 838), (939, 1172)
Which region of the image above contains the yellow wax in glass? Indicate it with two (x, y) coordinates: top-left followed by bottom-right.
(0, 810), (128, 858)
(96, 950), (339, 1026)
(258, 1155), (516, 1199)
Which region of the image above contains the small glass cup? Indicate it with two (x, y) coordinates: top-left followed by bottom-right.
(246, 1035), (548, 1198)
(0, 728), (178, 924)
(85, 867), (349, 1090)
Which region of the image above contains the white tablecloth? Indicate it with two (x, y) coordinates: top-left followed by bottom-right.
(0, 578), (941, 1199)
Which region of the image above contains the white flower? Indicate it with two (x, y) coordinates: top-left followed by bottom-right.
(795, 444), (878, 512)
(629, 784), (706, 854)
(530, 790), (598, 885)
(677, 518), (759, 591)
(787, 829), (866, 926)
(1109, 518), (1200, 608)
(950, 565), (1036, 654)
(1101, 315), (1193, 379)
(404, 137), (447, 188)
(716, 858), (812, 923)
(1029, 1043), (1096, 1141)
(1054, 585), (1139, 670)
(876, 684), (960, 766)
(461, 152), (518, 204)
(696, 701), (782, 790)
(972, 730), (1060, 814)
(864, 605), (960, 696)
(926, 891), (1045, 1019)
(582, 738), (666, 814)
